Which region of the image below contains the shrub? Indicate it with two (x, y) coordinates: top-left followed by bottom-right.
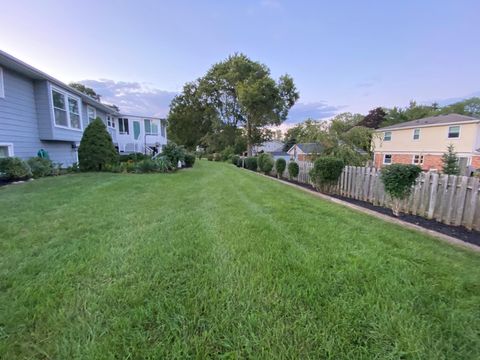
(155, 157), (172, 173)
(258, 153), (274, 174)
(245, 157), (258, 171)
(207, 154), (214, 161)
(162, 142), (185, 167)
(119, 153), (150, 163)
(288, 161), (299, 179)
(275, 158), (286, 178)
(78, 117), (118, 171)
(0, 157), (32, 181)
(236, 157), (244, 168)
(381, 164), (422, 216)
(213, 153), (222, 162)
(221, 146), (235, 161)
(27, 157), (53, 178)
(309, 156), (344, 192)
(231, 155), (240, 165)
(135, 159), (158, 173)
(184, 153), (196, 168)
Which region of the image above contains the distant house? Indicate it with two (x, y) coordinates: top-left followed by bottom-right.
(252, 140), (284, 155)
(372, 114), (480, 174)
(287, 143), (324, 162)
(0, 50), (167, 166)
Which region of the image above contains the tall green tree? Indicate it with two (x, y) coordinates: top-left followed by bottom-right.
(199, 54), (299, 155)
(167, 81), (217, 150)
(69, 82), (101, 101)
(441, 144), (460, 175)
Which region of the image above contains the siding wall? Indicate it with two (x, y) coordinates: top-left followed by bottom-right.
(0, 68), (78, 165)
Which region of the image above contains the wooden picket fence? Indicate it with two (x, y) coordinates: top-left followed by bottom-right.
(284, 162), (480, 231)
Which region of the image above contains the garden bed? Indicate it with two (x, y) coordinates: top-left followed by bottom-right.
(267, 174), (480, 247)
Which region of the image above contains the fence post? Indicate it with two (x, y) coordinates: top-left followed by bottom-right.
(464, 177), (479, 230)
(427, 173), (439, 219)
(454, 176), (469, 226)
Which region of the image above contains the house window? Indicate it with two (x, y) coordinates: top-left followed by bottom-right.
(0, 143), (13, 158)
(161, 121), (166, 137)
(383, 131), (392, 141)
(413, 154), (424, 165)
(51, 87), (82, 130)
(68, 97), (81, 129)
(413, 128), (420, 140)
(448, 126), (460, 139)
(383, 154), (392, 164)
(144, 119), (158, 135)
(0, 67), (4, 98)
(107, 115), (115, 128)
(118, 118), (129, 134)
(87, 106), (96, 124)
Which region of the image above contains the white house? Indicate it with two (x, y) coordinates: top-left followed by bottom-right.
(252, 140), (284, 155)
(116, 115), (167, 155)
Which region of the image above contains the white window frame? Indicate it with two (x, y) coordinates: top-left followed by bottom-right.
(383, 154), (392, 164)
(144, 119), (159, 135)
(413, 128), (420, 140)
(87, 106), (97, 125)
(0, 67), (4, 98)
(412, 154), (424, 165)
(447, 125), (461, 139)
(50, 85), (83, 131)
(118, 118), (129, 135)
(0, 143), (14, 157)
(107, 114), (115, 128)
(383, 131), (392, 141)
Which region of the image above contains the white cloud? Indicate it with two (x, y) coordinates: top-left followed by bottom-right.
(79, 79), (178, 117)
(286, 101), (345, 124)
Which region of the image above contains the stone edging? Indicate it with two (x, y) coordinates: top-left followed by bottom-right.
(247, 169), (480, 253)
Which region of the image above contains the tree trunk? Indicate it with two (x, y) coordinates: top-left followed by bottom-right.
(246, 119), (253, 157)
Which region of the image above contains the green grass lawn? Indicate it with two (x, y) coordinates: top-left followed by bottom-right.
(1, 161), (479, 359)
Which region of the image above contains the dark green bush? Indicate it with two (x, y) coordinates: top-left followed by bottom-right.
(381, 164), (422, 216)
(258, 153), (274, 174)
(162, 142), (185, 167)
(0, 157), (32, 181)
(119, 153), (150, 162)
(245, 157), (258, 171)
(275, 158), (286, 178)
(135, 159), (158, 173)
(184, 153), (196, 168)
(236, 157), (244, 168)
(78, 117), (118, 171)
(231, 155), (240, 165)
(27, 157), (53, 178)
(213, 153), (222, 162)
(309, 156), (344, 192)
(221, 146), (235, 161)
(288, 161), (299, 179)
(207, 154), (214, 161)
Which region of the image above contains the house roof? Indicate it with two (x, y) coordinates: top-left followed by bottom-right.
(0, 49), (120, 115)
(270, 150), (289, 156)
(290, 142), (324, 154)
(377, 114), (480, 131)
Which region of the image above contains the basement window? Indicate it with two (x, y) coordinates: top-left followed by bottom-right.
(383, 154), (392, 164)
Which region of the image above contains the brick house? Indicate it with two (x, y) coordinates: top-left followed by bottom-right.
(372, 114), (480, 174)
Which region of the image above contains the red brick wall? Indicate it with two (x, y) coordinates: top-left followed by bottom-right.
(374, 152), (443, 171)
(472, 156), (480, 169)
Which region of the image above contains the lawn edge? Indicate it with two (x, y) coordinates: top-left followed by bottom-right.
(246, 169), (480, 253)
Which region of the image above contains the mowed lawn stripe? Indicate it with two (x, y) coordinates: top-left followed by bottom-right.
(0, 160), (479, 359)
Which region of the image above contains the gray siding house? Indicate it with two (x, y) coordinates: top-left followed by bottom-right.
(0, 50), (167, 166)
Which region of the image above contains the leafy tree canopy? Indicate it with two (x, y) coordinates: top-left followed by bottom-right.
(69, 82), (101, 101)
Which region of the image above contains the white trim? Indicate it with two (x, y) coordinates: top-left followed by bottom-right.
(447, 125), (461, 139)
(0, 66), (4, 98)
(0, 142), (14, 157)
(50, 85), (83, 131)
(87, 105), (96, 125)
(383, 154), (392, 164)
(412, 154), (424, 165)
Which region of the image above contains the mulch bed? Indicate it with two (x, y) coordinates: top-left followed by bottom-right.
(266, 173), (480, 247)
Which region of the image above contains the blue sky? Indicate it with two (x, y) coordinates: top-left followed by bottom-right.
(1, 0), (479, 123)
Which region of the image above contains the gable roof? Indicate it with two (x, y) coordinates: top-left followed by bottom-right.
(377, 114), (480, 132)
(0, 49), (120, 115)
(291, 142), (324, 154)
